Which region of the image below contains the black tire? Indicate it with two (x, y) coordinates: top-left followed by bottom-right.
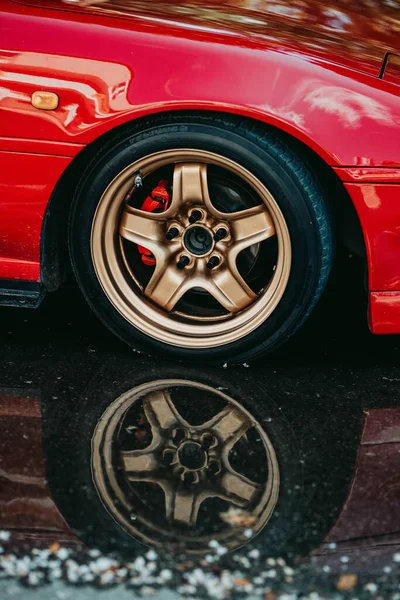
(69, 113), (334, 364)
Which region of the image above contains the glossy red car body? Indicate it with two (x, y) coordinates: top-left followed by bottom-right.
(1, 0), (400, 333)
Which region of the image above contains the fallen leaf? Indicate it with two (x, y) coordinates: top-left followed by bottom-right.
(219, 507), (256, 528)
(337, 574), (358, 591)
(176, 561), (194, 571)
(232, 577), (250, 587)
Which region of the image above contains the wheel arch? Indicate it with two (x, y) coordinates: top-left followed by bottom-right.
(40, 109), (365, 292)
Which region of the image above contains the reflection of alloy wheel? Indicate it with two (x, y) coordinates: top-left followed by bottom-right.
(92, 380), (279, 554)
(42, 361), (302, 556)
(70, 114), (333, 362)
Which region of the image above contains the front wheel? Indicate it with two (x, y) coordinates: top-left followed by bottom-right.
(69, 115), (333, 363)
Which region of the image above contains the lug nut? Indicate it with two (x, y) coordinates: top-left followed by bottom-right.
(189, 210), (202, 224)
(206, 256), (220, 269)
(166, 227), (179, 240)
(176, 255), (190, 269)
(214, 228), (227, 242)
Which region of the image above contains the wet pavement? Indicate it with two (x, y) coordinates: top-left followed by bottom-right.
(0, 252), (400, 598)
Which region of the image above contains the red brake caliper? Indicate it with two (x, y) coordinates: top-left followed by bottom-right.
(138, 180), (171, 266)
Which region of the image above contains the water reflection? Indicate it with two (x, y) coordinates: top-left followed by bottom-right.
(1, 338), (400, 595)
(60, 0), (400, 75)
(90, 379), (279, 553)
(18, 356), (359, 564)
(41, 364), (303, 557)
(303, 85), (398, 128)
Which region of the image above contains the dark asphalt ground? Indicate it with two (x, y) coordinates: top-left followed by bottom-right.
(0, 251), (399, 598)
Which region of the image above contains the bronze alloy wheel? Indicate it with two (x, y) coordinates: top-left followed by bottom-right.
(90, 149), (291, 349)
(91, 380), (279, 554)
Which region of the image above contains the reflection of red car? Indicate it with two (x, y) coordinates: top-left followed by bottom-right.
(310, 407), (400, 571)
(0, 389), (78, 547)
(2, 0), (400, 362)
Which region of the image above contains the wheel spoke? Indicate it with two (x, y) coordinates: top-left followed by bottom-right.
(219, 468), (260, 506)
(165, 487), (204, 527)
(166, 163), (211, 214)
(120, 207), (164, 254)
(142, 390), (182, 432)
(121, 448), (159, 479)
(206, 406), (251, 450)
(229, 205), (275, 254)
(145, 263), (189, 311)
(208, 266), (257, 312)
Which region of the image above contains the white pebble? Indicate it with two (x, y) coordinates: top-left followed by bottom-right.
(133, 556), (146, 570)
(393, 552), (400, 562)
(145, 549), (158, 561)
(15, 562), (28, 578)
(159, 568), (172, 582)
(90, 556), (118, 574)
(265, 569), (277, 578)
(56, 548), (69, 560)
(116, 568), (128, 578)
(99, 571), (115, 585)
(49, 567), (63, 580)
(27, 571), (42, 586)
(0, 532), (10, 541)
(364, 582), (378, 593)
(244, 528), (253, 538)
(205, 554), (215, 563)
(383, 565), (392, 573)
(141, 586), (156, 596)
(340, 555), (350, 563)
(248, 549), (260, 559)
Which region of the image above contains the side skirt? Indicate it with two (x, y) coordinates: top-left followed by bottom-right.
(0, 280), (44, 309)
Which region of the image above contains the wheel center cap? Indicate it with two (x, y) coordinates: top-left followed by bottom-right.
(178, 441), (207, 471)
(183, 225), (213, 256)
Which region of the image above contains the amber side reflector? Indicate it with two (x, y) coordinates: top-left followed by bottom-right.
(31, 91), (59, 111)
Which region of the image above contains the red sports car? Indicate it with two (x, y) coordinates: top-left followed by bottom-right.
(1, 0), (400, 363)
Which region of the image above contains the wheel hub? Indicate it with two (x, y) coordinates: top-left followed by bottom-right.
(178, 441), (207, 470)
(183, 225), (214, 256)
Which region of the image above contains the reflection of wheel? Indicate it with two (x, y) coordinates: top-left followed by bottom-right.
(92, 380), (279, 553)
(42, 362), (300, 556)
(70, 114), (333, 363)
